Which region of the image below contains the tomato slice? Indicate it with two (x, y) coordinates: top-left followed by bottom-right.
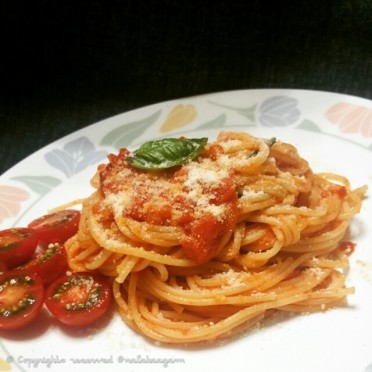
(0, 228), (39, 268)
(18, 243), (68, 286)
(45, 272), (112, 327)
(28, 210), (80, 245)
(0, 261), (7, 273)
(0, 271), (44, 330)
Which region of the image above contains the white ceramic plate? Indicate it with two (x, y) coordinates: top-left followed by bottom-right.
(1, 89), (372, 372)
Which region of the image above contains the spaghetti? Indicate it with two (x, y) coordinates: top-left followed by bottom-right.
(65, 131), (367, 343)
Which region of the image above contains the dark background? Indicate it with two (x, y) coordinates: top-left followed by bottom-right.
(1, 0), (372, 175)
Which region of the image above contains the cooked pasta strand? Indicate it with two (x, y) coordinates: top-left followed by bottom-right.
(65, 131), (366, 344)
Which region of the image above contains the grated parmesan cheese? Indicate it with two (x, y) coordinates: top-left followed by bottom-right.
(241, 189), (265, 199)
(218, 139), (243, 152)
(184, 162), (228, 189)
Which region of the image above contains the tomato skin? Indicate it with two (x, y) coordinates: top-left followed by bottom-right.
(0, 261), (7, 273)
(45, 272), (112, 327)
(28, 210), (80, 245)
(0, 228), (39, 268)
(0, 270), (44, 330)
(19, 243), (68, 286)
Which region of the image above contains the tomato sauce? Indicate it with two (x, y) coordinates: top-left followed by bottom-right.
(339, 241), (356, 255)
(99, 149), (239, 264)
(321, 185), (347, 199)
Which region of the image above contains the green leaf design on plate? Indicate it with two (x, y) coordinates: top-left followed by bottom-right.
(197, 114), (227, 130)
(11, 176), (62, 196)
(234, 104), (257, 122)
(100, 110), (162, 149)
(208, 101), (257, 123)
(296, 119), (322, 132)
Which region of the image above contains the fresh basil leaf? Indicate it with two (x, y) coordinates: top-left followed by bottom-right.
(127, 137), (208, 170)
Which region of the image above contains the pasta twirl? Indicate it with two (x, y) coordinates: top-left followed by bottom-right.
(65, 131), (367, 343)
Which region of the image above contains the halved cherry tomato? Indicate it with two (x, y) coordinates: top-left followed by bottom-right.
(28, 209), (80, 245)
(18, 243), (68, 286)
(0, 228), (39, 268)
(0, 261), (7, 273)
(45, 272), (112, 327)
(0, 270), (44, 330)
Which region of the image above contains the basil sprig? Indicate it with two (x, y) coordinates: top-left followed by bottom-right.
(126, 137), (208, 170)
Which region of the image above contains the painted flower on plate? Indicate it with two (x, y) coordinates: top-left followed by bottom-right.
(0, 185), (29, 223)
(259, 96), (300, 127)
(160, 104), (197, 133)
(325, 102), (372, 138)
(44, 137), (107, 177)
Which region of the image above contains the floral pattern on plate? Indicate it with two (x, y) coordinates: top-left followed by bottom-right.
(0, 185), (29, 224)
(100, 110), (162, 149)
(45, 137), (108, 178)
(160, 104), (197, 133)
(259, 96), (301, 127)
(325, 101), (372, 138)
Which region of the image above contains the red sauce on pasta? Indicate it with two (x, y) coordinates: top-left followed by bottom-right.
(99, 148), (239, 263)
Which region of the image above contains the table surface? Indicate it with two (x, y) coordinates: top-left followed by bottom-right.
(1, 0), (372, 176)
